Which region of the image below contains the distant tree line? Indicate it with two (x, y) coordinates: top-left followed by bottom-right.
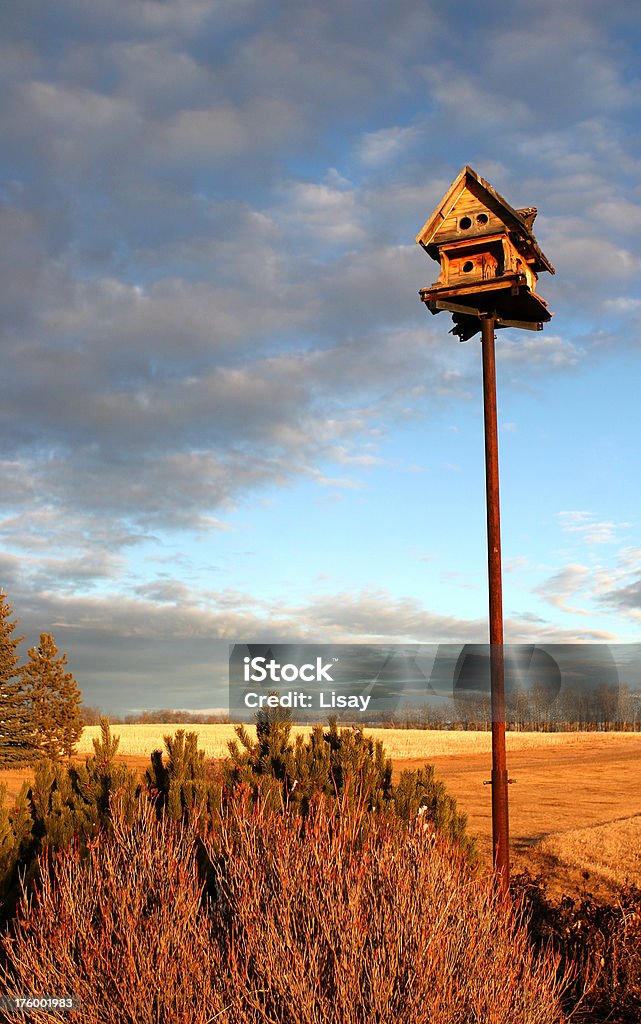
(80, 707), (231, 726)
(385, 684), (641, 732)
(0, 592), (83, 767)
(88, 687), (638, 732)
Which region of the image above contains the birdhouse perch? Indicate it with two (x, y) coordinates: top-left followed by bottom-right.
(416, 166), (554, 341)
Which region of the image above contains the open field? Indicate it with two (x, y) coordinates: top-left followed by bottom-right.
(74, 722), (641, 760)
(2, 726), (640, 899)
(403, 733), (641, 898)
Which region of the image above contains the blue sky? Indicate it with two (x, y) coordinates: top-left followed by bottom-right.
(1, 0), (641, 713)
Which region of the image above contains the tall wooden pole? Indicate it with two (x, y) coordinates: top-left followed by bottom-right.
(480, 314), (509, 892)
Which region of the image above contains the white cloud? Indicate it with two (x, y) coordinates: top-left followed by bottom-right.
(603, 297), (641, 315)
(498, 335), (582, 369)
(357, 124), (420, 166)
(420, 65), (531, 131)
(24, 80), (137, 131)
(548, 227), (641, 284)
(153, 97), (303, 166)
(274, 179), (365, 245)
(535, 563), (592, 614)
(558, 511), (625, 545)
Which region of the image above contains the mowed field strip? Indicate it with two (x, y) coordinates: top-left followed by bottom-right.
(3, 727), (640, 896)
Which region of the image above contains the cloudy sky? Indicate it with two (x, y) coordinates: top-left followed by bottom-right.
(1, 0), (640, 713)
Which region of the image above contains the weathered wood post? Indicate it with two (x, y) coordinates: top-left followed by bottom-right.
(415, 166), (555, 891)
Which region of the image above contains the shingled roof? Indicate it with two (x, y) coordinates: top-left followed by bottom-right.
(416, 166), (555, 276)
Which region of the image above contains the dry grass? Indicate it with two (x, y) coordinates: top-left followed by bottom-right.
(0, 801), (223, 1024)
(415, 734), (641, 897)
(75, 721), (241, 758)
(1, 793), (568, 1024)
(538, 815), (641, 889)
(75, 723), (641, 760)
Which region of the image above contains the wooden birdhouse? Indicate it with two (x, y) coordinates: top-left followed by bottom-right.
(416, 166), (554, 341)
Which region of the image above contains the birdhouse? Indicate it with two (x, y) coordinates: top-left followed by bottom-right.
(416, 166), (554, 341)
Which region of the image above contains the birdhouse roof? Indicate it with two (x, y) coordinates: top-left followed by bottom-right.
(416, 166), (554, 275)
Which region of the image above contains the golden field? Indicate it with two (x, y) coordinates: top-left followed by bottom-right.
(75, 723), (641, 760)
(538, 816), (641, 889)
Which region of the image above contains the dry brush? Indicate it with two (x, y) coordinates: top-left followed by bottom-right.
(1, 791), (568, 1024)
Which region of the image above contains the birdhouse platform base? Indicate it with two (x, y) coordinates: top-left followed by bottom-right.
(419, 273), (551, 340)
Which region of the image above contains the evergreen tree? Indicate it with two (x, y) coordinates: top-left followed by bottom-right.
(226, 710), (394, 812)
(225, 710), (475, 856)
(0, 592), (35, 768)
(145, 729), (222, 822)
(0, 780), (33, 914)
(23, 633), (83, 759)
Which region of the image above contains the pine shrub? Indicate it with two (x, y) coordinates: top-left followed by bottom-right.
(0, 720), (139, 922)
(225, 710), (473, 855)
(226, 710), (393, 810)
(145, 728), (222, 822)
(394, 764), (476, 859)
